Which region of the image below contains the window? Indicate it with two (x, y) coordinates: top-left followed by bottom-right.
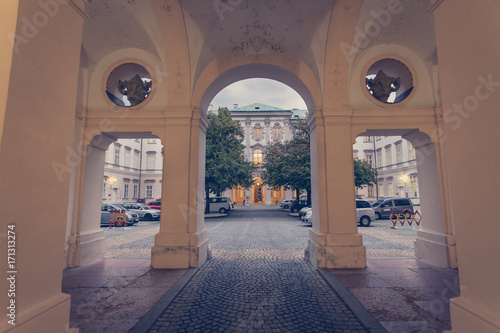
(125, 148), (131, 167)
(377, 150), (382, 167)
(365, 154), (373, 167)
(368, 185), (374, 197)
(133, 185), (138, 198)
(254, 129), (262, 139)
(148, 139), (156, 144)
(385, 147), (392, 166)
(124, 184), (129, 198)
(147, 153), (156, 169)
(102, 182), (106, 199)
(388, 182), (393, 196)
(379, 183), (384, 197)
(253, 149), (263, 166)
(396, 144), (402, 163)
(114, 146), (120, 165)
(411, 175), (418, 197)
(273, 128), (280, 139)
(363, 136), (372, 143)
(394, 199), (410, 206)
(134, 151), (140, 169)
(408, 142), (415, 160)
(146, 185), (153, 198)
(353, 150), (358, 159)
(356, 201), (372, 208)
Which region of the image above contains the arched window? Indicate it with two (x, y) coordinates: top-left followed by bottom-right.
(253, 149), (263, 166)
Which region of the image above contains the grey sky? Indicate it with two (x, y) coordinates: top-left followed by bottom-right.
(209, 78), (307, 111)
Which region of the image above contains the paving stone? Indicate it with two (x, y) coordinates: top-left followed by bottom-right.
(145, 212), (369, 332)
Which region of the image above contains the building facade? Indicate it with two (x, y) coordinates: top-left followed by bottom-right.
(103, 138), (163, 204)
(223, 103), (307, 205)
(353, 136), (419, 202)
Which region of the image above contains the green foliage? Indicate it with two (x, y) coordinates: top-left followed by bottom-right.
(353, 158), (377, 189)
(205, 108), (254, 211)
(262, 118), (377, 202)
(262, 120), (311, 205)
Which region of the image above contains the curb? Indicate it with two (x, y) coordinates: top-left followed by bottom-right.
(317, 268), (388, 333)
(129, 268), (198, 333)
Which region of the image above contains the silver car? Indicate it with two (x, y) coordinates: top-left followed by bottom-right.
(121, 202), (161, 221)
(356, 200), (377, 227)
(100, 203), (139, 227)
(372, 197), (414, 219)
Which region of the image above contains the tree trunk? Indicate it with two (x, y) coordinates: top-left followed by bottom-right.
(205, 181), (210, 214)
(306, 188), (311, 207)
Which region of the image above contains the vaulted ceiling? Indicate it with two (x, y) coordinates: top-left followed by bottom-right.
(81, 0), (436, 96)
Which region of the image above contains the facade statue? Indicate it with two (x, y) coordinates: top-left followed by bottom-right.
(118, 74), (152, 106)
(366, 70), (401, 103)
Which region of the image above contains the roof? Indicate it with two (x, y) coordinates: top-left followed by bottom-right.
(229, 103), (307, 120)
(230, 103), (284, 112)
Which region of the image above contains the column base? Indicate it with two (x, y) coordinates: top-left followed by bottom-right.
(0, 293), (74, 333)
(67, 229), (106, 267)
(151, 230), (210, 268)
(305, 229), (366, 269)
(415, 230), (457, 268)
(447, 296), (500, 333)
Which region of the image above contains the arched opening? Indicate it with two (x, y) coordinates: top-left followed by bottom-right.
(197, 66), (318, 263)
(67, 131), (163, 267)
(353, 128), (452, 266)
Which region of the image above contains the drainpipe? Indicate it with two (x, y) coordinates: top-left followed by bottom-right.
(373, 136), (379, 200)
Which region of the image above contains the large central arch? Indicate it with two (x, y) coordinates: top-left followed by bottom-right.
(198, 63), (317, 113)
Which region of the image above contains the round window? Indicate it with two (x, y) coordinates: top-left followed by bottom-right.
(106, 63), (152, 107)
(365, 59), (413, 104)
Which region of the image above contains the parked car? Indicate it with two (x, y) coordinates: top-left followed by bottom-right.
(120, 202), (161, 221)
(356, 199), (377, 227)
(302, 209), (313, 225)
(290, 200), (308, 213)
(372, 197), (414, 219)
(100, 203), (139, 227)
(147, 200), (162, 210)
(205, 196), (232, 214)
(280, 199), (293, 209)
(299, 207), (312, 220)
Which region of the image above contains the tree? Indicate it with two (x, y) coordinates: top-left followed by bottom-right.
(262, 120), (312, 206)
(205, 108), (254, 213)
(262, 119), (377, 205)
(353, 158), (377, 189)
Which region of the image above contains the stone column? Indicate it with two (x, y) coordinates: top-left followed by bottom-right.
(151, 110), (209, 268)
(265, 185), (272, 206)
(306, 114), (366, 268)
(67, 134), (117, 268)
(0, 2), (86, 332)
(404, 131), (455, 268)
(245, 117), (251, 162)
(264, 116), (270, 143)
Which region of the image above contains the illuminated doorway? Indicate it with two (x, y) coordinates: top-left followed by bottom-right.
(251, 177), (265, 205)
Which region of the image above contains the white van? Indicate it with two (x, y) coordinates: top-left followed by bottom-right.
(206, 197), (232, 213)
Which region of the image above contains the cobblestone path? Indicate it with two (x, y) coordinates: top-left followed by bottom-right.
(147, 215), (369, 332)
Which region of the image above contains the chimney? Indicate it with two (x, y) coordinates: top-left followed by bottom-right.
(233, 104), (238, 110)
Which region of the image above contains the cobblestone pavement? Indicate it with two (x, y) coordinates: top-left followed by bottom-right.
(146, 209), (371, 332)
(102, 207), (421, 260)
(104, 221), (159, 258)
(357, 218), (421, 258)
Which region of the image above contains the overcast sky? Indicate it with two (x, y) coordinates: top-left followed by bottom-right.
(209, 78), (307, 111)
